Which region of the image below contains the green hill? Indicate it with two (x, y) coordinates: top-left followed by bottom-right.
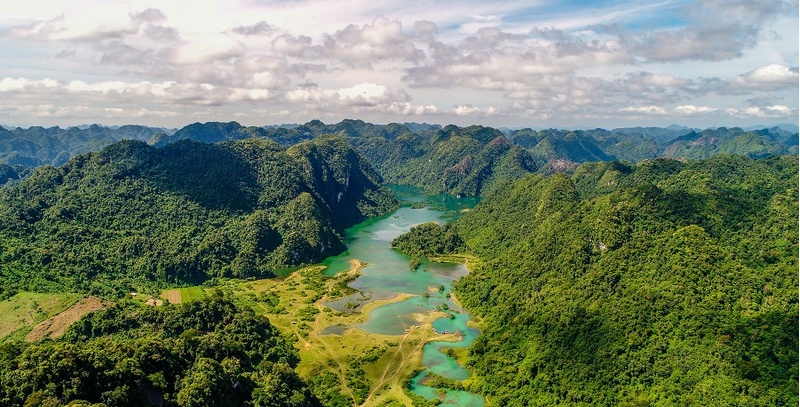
(0, 295), (320, 406)
(152, 120), (538, 197)
(394, 154), (798, 406)
(0, 124), (166, 167)
(0, 136), (396, 297)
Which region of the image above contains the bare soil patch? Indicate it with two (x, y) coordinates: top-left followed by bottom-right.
(164, 290), (182, 304)
(25, 296), (109, 342)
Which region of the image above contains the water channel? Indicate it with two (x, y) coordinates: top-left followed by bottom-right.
(320, 187), (485, 406)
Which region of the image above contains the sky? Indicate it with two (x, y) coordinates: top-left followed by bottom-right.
(0, 0), (797, 129)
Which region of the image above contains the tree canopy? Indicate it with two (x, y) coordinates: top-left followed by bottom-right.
(395, 154), (798, 406)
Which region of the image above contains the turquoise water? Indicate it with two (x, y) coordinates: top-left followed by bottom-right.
(319, 189), (484, 405)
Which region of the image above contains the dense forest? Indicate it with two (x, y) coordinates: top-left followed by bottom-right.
(394, 154), (798, 405)
(0, 295), (320, 406)
(0, 136), (396, 298)
(4, 120), (796, 197)
(0, 124), (167, 167)
(0, 119), (797, 406)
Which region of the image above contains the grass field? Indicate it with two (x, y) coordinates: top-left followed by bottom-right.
(204, 261), (468, 407)
(152, 258), (479, 405)
(0, 292), (82, 342)
(160, 285), (208, 304)
(180, 286), (208, 302)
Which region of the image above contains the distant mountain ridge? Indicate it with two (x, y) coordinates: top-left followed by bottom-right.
(0, 124), (171, 167)
(2, 120), (796, 196)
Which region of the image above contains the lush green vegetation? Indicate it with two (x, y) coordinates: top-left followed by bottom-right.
(0, 295), (320, 406)
(0, 124), (166, 167)
(395, 155), (798, 406)
(6, 121), (796, 199)
(390, 222), (464, 258)
(2, 118), (798, 406)
(0, 162), (22, 185)
(509, 126), (798, 165)
(0, 136), (396, 297)
(152, 120), (540, 197)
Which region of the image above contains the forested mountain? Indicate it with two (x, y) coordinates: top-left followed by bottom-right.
(394, 154), (798, 406)
(0, 162), (21, 185)
(347, 124), (538, 196)
(506, 126), (798, 164)
(0, 136), (397, 297)
(151, 120), (538, 196)
(4, 120), (797, 198)
(0, 296), (320, 406)
(0, 124), (168, 168)
(148, 120), (798, 196)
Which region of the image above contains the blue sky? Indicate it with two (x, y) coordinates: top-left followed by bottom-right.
(0, 0), (797, 129)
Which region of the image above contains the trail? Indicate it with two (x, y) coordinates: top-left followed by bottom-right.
(360, 330), (412, 406)
(312, 303), (357, 405)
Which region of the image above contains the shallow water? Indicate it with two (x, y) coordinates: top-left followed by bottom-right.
(319, 188), (484, 405)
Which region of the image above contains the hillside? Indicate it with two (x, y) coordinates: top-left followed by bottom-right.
(0, 295), (319, 406)
(151, 120), (534, 196)
(394, 154), (798, 405)
(0, 124), (167, 168)
(0, 136), (397, 297)
(507, 126), (798, 165)
(4, 121), (796, 199)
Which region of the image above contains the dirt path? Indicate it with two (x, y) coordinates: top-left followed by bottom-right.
(360, 330), (417, 406)
(312, 303), (357, 405)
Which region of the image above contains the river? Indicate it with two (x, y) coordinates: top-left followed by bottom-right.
(320, 187), (484, 406)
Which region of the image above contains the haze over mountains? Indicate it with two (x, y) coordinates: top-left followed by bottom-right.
(2, 120), (797, 195)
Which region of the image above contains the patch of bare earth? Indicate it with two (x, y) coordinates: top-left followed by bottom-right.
(25, 296), (109, 342)
(164, 290), (182, 304)
(145, 297), (164, 306)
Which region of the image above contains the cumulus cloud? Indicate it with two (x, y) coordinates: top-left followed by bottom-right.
(625, 0), (793, 63)
(0, 0), (796, 126)
(726, 105), (795, 118)
(231, 21), (275, 36)
(0, 77), (247, 107)
(286, 82), (409, 107)
(272, 18), (424, 67)
(674, 105), (717, 115)
(166, 35), (247, 65)
(618, 106), (668, 115)
(452, 104), (501, 116)
(733, 63), (799, 89)
(6, 5), (172, 42)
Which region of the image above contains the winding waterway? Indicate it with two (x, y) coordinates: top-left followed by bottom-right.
(320, 187), (484, 406)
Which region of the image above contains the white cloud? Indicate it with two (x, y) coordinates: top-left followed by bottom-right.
(452, 104), (501, 116)
(618, 106), (667, 115)
(166, 35), (247, 65)
(286, 82), (408, 107)
(733, 63), (799, 88)
(727, 104), (795, 118)
(0, 0), (796, 127)
(384, 102), (438, 115)
(674, 105), (717, 115)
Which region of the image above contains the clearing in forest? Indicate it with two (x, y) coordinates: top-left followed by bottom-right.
(0, 292), (82, 341)
(25, 296), (109, 342)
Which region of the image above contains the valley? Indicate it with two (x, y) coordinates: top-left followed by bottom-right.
(0, 122), (796, 406)
(156, 190), (485, 406)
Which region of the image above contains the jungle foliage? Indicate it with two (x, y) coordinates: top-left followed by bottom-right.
(395, 155), (799, 406)
(0, 136), (396, 297)
(0, 296), (320, 407)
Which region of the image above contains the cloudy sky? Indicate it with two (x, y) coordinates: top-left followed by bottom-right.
(1, 0), (797, 129)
